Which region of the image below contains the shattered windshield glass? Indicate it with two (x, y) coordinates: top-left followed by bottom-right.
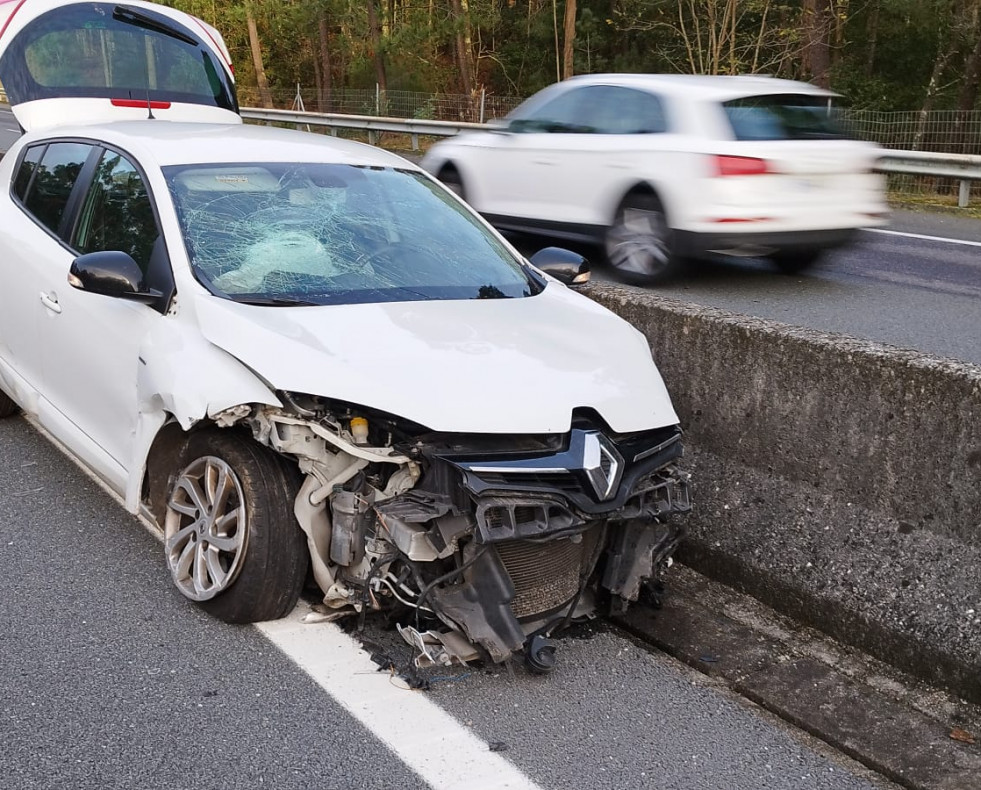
(164, 163), (541, 305)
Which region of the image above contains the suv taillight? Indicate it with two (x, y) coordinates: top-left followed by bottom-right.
(714, 155), (771, 177)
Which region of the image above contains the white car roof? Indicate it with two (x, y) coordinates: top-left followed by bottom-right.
(561, 73), (835, 102)
(16, 120), (418, 170)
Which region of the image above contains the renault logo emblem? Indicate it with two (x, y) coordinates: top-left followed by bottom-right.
(582, 431), (623, 501)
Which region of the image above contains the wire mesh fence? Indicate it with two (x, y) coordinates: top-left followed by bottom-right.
(238, 86), (524, 124)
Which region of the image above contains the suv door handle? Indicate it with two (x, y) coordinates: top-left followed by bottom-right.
(39, 292), (62, 314)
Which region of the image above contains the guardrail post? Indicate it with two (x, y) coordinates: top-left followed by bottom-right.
(411, 133), (419, 150)
(959, 179), (971, 208)
(369, 130), (377, 145)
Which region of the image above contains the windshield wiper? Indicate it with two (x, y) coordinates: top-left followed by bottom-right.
(113, 5), (198, 46)
(229, 296), (319, 307)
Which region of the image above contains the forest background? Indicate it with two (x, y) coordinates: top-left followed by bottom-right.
(161, 0), (981, 122)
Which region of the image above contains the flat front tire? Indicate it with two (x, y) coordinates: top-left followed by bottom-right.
(604, 194), (680, 284)
(164, 430), (308, 624)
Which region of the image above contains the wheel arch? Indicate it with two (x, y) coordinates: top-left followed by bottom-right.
(609, 180), (670, 227)
(434, 159), (472, 203)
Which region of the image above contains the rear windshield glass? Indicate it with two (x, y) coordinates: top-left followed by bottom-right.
(0, 2), (237, 112)
(723, 94), (847, 141)
(164, 163), (542, 306)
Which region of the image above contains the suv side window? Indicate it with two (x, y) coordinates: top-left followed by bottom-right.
(510, 85), (667, 135)
(593, 87), (667, 134)
(21, 142), (93, 235)
(73, 150), (159, 273)
(510, 86), (600, 133)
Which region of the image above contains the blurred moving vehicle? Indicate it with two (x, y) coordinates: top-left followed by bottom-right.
(422, 74), (889, 283)
(0, 1), (690, 671)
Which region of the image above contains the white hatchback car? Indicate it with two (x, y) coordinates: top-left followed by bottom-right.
(0, 1), (689, 671)
(422, 74), (889, 282)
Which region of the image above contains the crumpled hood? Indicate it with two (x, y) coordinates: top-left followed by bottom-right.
(192, 286), (678, 434)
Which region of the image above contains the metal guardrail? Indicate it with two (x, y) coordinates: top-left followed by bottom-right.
(876, 150), (981, 207)
(241, 106), (981, 208)
(240, 107), (484, 149)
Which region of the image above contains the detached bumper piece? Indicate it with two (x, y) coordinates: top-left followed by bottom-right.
(381, 424), (691, 669)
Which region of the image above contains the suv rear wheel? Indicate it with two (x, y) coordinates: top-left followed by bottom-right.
(605, 193), (681, 284)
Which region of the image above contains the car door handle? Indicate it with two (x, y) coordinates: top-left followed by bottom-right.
(532, 159), (556, 166)
(39, 292), (62, 314)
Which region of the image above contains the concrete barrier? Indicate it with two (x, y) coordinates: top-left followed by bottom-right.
(586, 282), (981, 702)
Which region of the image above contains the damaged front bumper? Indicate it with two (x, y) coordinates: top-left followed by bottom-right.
(230, 399), (691, 670)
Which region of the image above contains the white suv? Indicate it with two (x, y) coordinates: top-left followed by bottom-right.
(422, 74), (889, 282)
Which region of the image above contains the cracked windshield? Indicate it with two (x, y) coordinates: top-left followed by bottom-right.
(165, 163), (540, 305)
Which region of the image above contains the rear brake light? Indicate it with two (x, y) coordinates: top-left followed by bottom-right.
(714, 155), (771, 177)
(111, 98), (172, 110)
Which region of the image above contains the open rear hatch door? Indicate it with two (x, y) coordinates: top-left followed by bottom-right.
(0, 0), (240, 132)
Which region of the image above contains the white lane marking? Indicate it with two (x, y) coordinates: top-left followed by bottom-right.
(259, 607), (543, 790)
(865, 227), (981, 247)
(256, 603), (541, 790)
(21, 415), (540, 789)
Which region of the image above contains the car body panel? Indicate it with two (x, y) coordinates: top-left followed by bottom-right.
(191, 285), (678, 435)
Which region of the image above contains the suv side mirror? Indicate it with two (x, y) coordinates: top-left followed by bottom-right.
(529, 247), (590, 287)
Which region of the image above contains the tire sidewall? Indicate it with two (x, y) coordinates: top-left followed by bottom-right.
(169, 429), (308, 624)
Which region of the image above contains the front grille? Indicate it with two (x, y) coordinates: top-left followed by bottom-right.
(496, 536), (585, 619)
(474, 471), (582, 493)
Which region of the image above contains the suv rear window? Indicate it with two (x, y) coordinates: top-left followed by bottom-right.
(723, 94), (847, 141)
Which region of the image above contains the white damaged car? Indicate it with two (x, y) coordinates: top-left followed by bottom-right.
(0, 0), (690, 671)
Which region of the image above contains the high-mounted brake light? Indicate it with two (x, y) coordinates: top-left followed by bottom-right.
(714, 155), (771, 177)
(111, 98), (172, 110)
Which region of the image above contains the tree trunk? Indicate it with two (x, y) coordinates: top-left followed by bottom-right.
(801, 0), (833, 88)
(914, 48), (952, 150)
(318, 14), (332, 113)
(956, 27), (981, 113)
(246, 6), (274, 108)
(367, 0), (388, 97)
(955, 12), (981, 152)
(449, 0), (474, 96)
(864, 0), (879, 76)
(562, 0), (576, 79)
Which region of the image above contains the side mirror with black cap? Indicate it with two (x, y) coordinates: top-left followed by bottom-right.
(69, 251), (167, 312)
(529, 247), (590, 288)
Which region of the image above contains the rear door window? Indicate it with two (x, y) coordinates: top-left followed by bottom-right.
(20, 141), (94, 236)
(13, 144), (44, 200)
(723, 94), (847, 141)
